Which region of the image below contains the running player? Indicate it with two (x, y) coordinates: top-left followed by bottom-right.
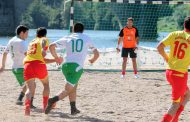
(24, 27), (62, 116)
(45, 23), (99, 115)
(116, 17), (139, 78)
(0, 25), (36, 108)
(157, 16), (190, 122)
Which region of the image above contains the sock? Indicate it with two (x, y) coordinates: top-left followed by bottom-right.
(161, 114), (173, 122)
(18, 92), (25, 101)
(51, 96), (59, 103)
(25, 99), (31, 108)
(134, 70), (137, 74)
(43, 96), (49, 110)
(25, 99), (31, 115)
(70, 101), (77, 111)
(172, 105), (184, 122)
(122, 70), (125, 75)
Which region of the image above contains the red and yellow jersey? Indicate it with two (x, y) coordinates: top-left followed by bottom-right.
(162, 31), (190, 73)
(24, 37), (49, 64)
(119, 26), (139, 48)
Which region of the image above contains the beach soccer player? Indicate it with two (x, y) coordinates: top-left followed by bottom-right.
(157, 16), (190, 122)
(0, 25), (36, 108)
(45, 23), (99, 115)
(23, 27), (62, 116)
(116, 17), (139, 79)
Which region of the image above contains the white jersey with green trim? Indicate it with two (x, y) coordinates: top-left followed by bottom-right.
(5, 36), (27, 69)
(53, 33), (95, 67)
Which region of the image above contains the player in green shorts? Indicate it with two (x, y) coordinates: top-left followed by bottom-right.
(45, 23), (99, 115)
(62, 63), (83, 86)
(0, 25), (36, 108)
(12, 68), (25, 86)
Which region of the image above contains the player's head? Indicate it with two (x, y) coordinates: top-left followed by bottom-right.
(74, 23), (84, 33)
(36, 27), (47, 37)
(184, 16), (190, 31)
(16, 25), (29, 40)
(127, 17), (134, 27)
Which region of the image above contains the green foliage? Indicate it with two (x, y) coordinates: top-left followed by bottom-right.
(21, 0), (65, 29)
(20, 0), (190, 40)
(157, 4), (190, 32)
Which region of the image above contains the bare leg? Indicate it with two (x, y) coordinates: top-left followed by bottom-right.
(21, 84), (27, 93)
(25, 78), (35, 116)
(40, 76), (50, 111)
(122, 57), (127, 75)
(69, 85), (80, 115)
(16, 84), (27, 105)
(30, 82), (36, 108)
(172, 89), (190, 122)
(132, 58), (137, 74)
(45, 83), (75, 114)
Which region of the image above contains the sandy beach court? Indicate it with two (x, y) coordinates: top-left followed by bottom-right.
(0, 70), (190, 122)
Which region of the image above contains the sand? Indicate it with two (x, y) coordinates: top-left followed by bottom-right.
(0, 71), (190, 122)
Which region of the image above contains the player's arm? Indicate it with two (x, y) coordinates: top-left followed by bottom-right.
(89, 47), (99, 64)
(44, 58), (60, 64)
(157, 32), (174, 63)
(136, 28), (139, 45)
(0, 52), (8, 72)
(49, 43), (63, 65)
(117, 29), (124, 52)
(157, 42), (169, 62)
(117, 37), (123, 52)
(41, 39), (47, 57)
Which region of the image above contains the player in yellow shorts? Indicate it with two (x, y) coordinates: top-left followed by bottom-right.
(24, 27), (62, 116)
(157, 17), (190, 122)
(0, 25), (36, 108)
(45, 23), (99, 115)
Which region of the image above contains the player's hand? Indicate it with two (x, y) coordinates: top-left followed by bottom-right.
(89, 58), (96, 64)
(116, 47), (120, 53)
(55, 57), (63, 65)
(133, 47), (138, 53)
(42, 50), (47, 57)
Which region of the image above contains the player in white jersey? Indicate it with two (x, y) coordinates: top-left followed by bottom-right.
(0, 25), (36, 108)
(45, 23), (99, 115)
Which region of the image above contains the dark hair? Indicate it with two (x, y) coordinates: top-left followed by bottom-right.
(36, 27), (47, 37)
(16, 25), (29, 35)
(74, 23), (84, 33)
(184, 16), (190, 30)
(127, 17), (134, 22)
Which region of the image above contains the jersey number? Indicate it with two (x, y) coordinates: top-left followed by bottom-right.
(28, 43), (37, 54)
(173, 41), (188, 59)
(71, 39), (83, 52)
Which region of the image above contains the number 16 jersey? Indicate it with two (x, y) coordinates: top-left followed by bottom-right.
(52, 33), (95, 68)
(162, 31), (190, 73)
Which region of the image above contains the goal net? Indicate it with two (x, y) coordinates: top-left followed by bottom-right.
(1, 0), (190, 71)
(69, 0), (190, 70)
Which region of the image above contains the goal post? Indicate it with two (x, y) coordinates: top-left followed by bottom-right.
(66, 0), (190, 70)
